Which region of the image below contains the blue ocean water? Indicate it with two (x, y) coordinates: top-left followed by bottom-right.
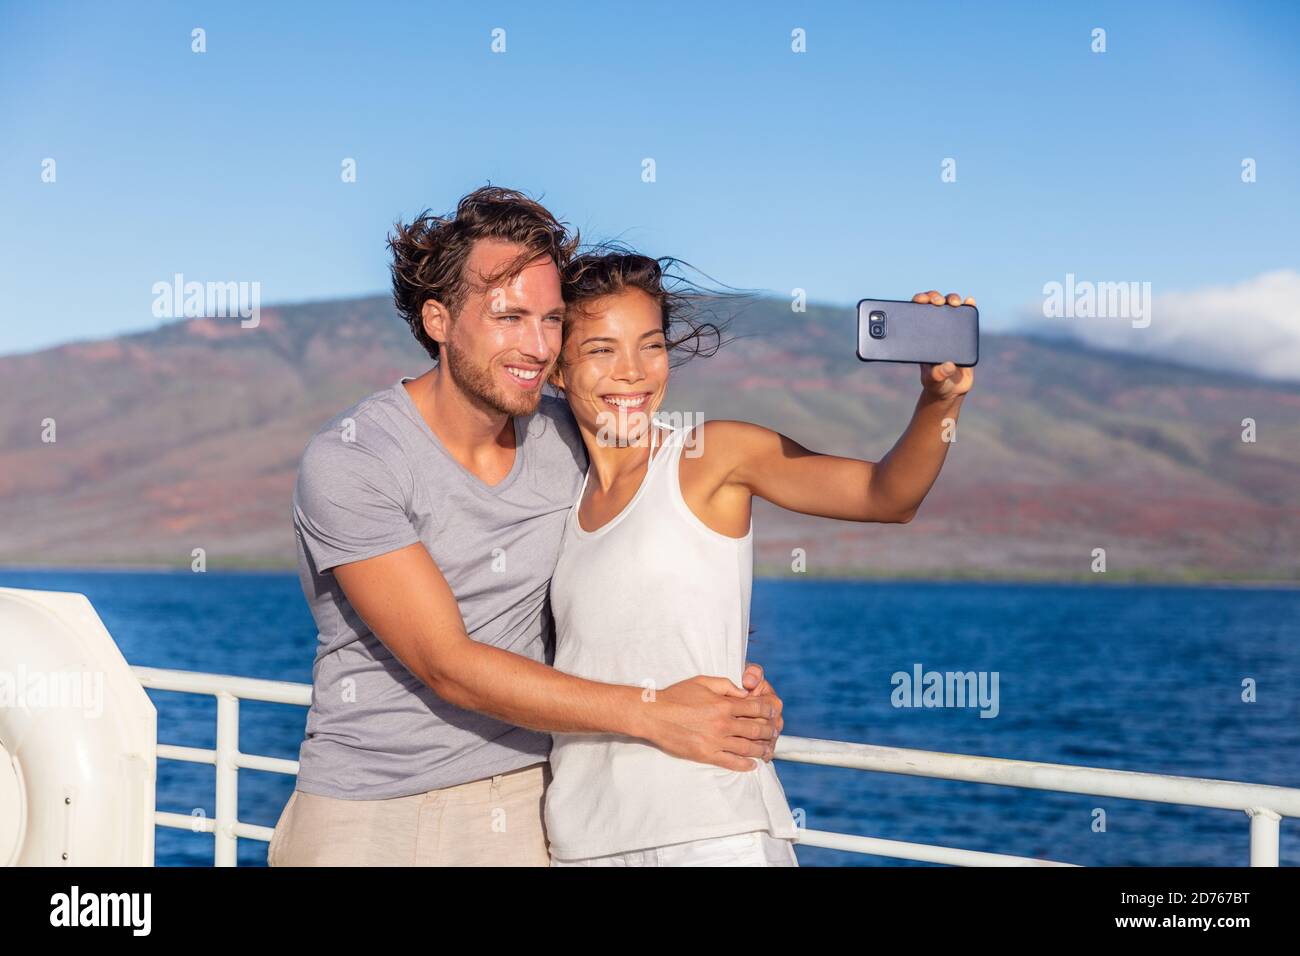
(2, 569), (1296, 867)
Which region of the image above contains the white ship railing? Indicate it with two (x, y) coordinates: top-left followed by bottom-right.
(132, 665), (1300, 868)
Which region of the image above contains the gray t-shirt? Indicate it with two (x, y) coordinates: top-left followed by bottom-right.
(291, 379), (586, 800)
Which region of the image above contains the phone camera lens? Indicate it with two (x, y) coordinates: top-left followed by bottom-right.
(868, 311), (887, 339)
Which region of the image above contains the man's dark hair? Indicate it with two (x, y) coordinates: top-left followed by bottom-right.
(388, 186), (579, 360)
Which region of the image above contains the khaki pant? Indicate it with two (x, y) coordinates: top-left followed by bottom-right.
(267, 762), (551, 866)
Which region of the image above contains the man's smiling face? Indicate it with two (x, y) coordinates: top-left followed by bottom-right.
(434, 239), (566, 417)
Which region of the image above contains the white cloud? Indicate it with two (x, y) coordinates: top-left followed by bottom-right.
(1028, 270), (1300, 383)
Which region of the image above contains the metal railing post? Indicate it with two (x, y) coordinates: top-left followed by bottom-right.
(214, 692), (240, 867)
(1246, 807), (1281, 867)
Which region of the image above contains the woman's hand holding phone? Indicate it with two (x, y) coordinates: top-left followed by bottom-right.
(911, 290), (976, 401)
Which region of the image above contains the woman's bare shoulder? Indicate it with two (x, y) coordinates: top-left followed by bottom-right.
(679, 419), (774, 483)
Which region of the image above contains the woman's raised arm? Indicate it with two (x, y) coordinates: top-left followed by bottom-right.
(704, 291), (975, 524)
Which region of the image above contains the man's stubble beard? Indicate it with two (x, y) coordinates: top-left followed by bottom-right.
(441, 335), (545, 418)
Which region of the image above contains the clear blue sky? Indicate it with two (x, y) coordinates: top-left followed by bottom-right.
(1, 0), (1296, 354)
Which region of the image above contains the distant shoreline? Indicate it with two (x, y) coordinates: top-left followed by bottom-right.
(1, 563), (1296, 589)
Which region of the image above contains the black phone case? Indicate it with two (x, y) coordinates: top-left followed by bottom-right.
(855, 298), (979, 367)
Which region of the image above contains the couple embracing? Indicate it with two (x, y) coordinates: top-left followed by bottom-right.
(268, 186), (974, 867)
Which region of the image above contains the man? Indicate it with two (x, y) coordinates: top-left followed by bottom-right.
(267, 186), (783, 866)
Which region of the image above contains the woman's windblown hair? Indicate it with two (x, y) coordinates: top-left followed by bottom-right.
(561, 242), (754, 367)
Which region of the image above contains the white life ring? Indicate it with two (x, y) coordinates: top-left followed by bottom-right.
(0, 587), (156, 866)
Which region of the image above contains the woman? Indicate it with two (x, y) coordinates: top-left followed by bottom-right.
(543, 251), (974, 866)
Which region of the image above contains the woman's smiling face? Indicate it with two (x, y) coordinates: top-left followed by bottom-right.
(554, 287), (670, 446)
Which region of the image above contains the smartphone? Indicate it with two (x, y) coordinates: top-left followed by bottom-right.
(856, 298), (979, 367)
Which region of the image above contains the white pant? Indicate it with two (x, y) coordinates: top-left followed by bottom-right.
(550, 829), (798, 867)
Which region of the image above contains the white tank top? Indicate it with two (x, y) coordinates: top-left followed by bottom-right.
(544, 422), (799, 860)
